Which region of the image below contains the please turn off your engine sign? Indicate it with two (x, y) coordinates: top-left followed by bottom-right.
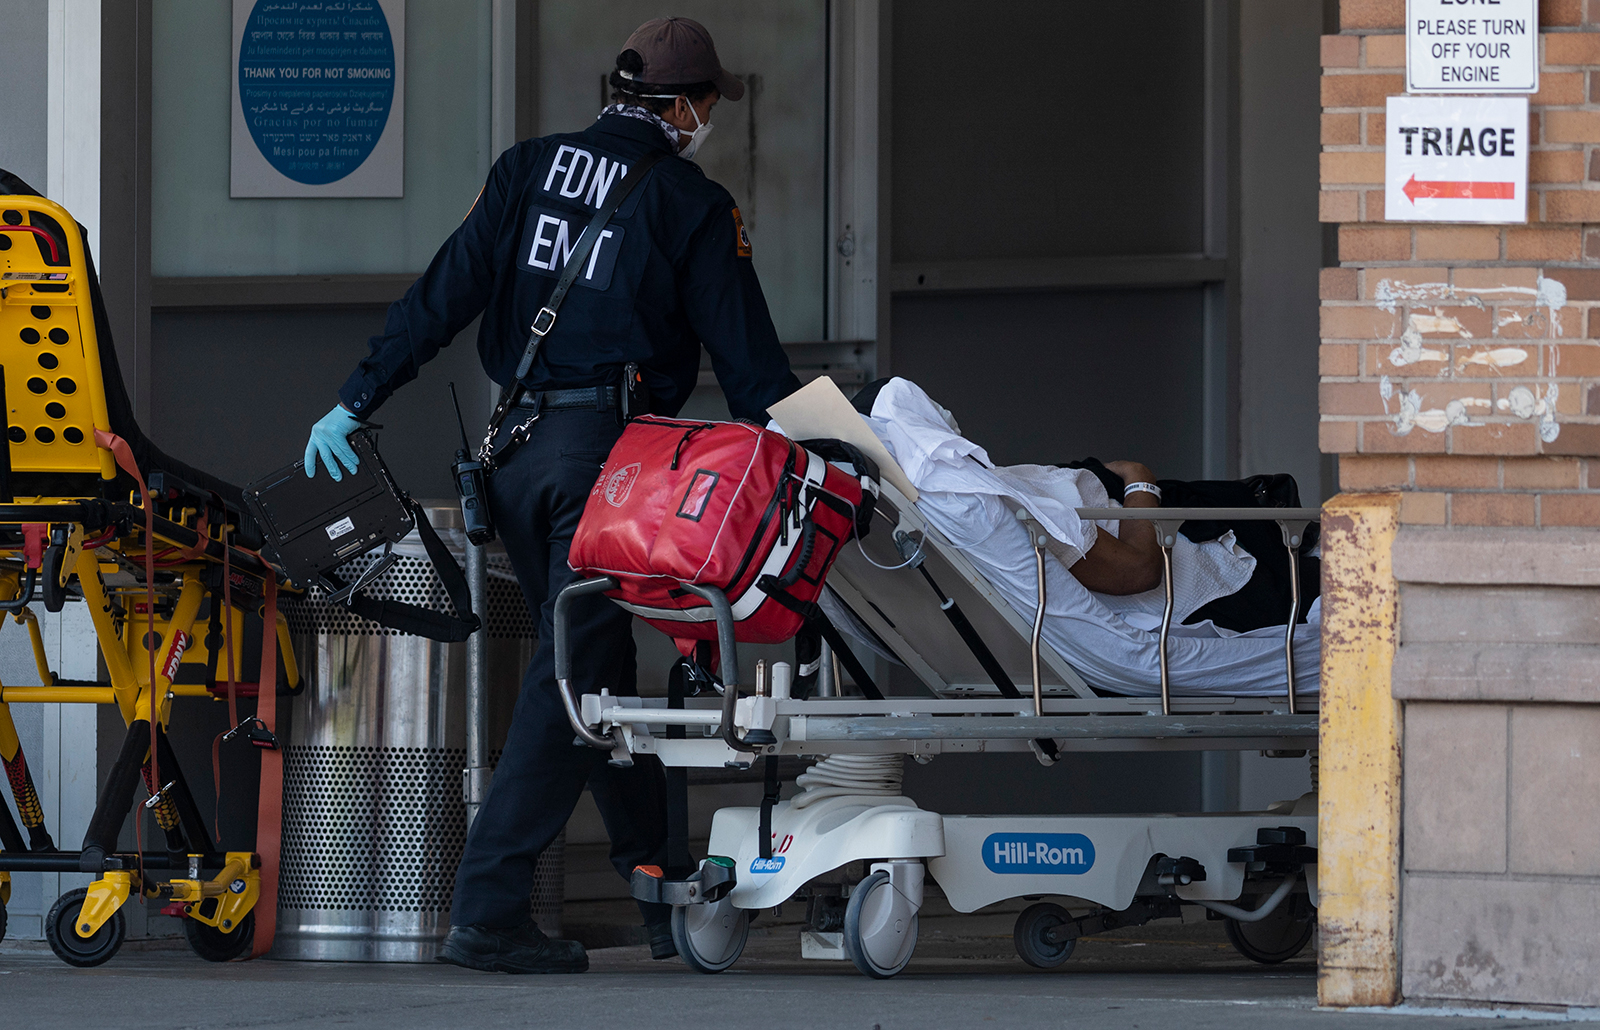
(1406, 0), (1538, 93)
(1386, 95), (1529, 223)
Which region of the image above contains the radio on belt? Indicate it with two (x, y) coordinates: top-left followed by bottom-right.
(243, 427), (415, 600)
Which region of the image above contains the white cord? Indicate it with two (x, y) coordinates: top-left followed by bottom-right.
(1194, 872), (1300, 923)
(842, 496), (925, 571)
(791, 753), (904, 809)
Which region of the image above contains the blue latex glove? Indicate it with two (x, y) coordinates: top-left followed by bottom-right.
(304, 404), (363, 481)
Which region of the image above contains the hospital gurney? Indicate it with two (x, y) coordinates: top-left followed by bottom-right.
(0, 183), (298, 965)
(557, 475), (1321, 977)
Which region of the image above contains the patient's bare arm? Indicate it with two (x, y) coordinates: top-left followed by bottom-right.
(1067, 460), (1164, 595)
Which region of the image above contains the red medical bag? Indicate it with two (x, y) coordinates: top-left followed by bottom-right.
(567, 416), (878, 651)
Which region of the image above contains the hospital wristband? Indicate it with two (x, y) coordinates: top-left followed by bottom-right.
(1123, 481), (1162, 502)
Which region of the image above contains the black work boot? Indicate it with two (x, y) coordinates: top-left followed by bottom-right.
(648, 921), (677, 960)
(437, 921), (589, 974)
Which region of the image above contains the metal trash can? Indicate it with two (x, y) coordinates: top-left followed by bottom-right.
(272, 502), (561, 962)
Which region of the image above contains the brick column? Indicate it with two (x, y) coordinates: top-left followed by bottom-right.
(1321, 0), (1600, 1010)
(1322, 0), (1599, 523)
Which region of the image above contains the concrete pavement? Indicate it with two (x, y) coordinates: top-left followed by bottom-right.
(0, 903), (1579, 1029)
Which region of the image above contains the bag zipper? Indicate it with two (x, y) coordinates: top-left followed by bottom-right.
(671, 423), (718, 470)
(723, 440), (798, 589)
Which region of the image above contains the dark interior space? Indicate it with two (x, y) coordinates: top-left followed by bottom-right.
(893, 287), (1208, 477)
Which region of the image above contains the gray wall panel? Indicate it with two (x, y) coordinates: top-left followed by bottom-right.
(0, 0), (49, 188)
(1238, 0), (1324, 498)
(150, 0), (495, 277)
(151, 308), (486, 497)
(891, 287), (1207, 478)
(890, 0), (1206, 263)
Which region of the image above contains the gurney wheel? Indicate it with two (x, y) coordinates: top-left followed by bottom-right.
(1224, 893), (1315, 964)
(1013, 902), (1077, 969)
(186, 910), (255, 962)
(843, 870), (919, 979)
(45, 887), (126, 967)
(671, 897), (749, 974)
(41, 539), (66, 613)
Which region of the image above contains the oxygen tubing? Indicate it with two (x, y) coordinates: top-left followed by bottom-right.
(791, 753), (904, 808)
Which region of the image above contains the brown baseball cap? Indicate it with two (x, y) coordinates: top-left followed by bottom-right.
(621, 17), (744, 101)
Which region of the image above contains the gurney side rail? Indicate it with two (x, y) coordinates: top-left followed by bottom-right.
(1072, 507), (1319, 716)
(557, 576), (767, 758)
(792, 713), (1318, 742)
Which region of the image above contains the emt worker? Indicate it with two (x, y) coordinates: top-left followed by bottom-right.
(302, 17), (799, 974)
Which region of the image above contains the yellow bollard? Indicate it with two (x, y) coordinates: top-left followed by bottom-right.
(1316, 493), (1402, 1008)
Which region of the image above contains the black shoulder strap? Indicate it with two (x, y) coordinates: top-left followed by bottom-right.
(512, 147), (669, 381)
(321, 499), (482, 643)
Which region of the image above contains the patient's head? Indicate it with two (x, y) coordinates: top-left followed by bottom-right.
(853, 377), (962, 435)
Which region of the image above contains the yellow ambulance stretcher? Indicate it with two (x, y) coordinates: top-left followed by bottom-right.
(0, 176), (297, 966)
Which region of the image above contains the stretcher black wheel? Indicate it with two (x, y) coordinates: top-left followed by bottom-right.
(843, 870), (918, 979)
(45, 887), (126, 967)
(1224, 893), (1316, 964)
(41, 541), (66, 613)
(671, 897), (748, 973)
(185, 910), (255, 962)
(1013, 902), (1077, 969)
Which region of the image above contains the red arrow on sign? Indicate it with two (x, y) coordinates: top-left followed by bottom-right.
(1403, 174), (1516, 204)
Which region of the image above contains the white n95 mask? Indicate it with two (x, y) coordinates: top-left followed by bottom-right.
(643, 93), (714, 159)
(677, 101), (714, 159)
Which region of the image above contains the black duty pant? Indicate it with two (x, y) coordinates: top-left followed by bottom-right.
(451, 407), (670, 929)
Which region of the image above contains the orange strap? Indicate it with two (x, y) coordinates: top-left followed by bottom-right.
(250, 575), (281, 959)
(171, 509), (210, 563)
(94, 429), (159, 867)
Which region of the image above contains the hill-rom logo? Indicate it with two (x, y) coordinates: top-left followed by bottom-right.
(982, 832), (1095, 874)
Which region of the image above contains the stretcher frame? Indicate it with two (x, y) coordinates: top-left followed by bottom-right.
(0, 193), (299, 965)
(555, 480), (1324, 976)
(560, 482), (1321, 765)
(553, 473), (1324, 972)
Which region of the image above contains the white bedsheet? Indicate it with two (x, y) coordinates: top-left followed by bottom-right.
(859, 378), (1319, 698)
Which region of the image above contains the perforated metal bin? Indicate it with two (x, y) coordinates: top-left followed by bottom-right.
(272, 502), (561, 962)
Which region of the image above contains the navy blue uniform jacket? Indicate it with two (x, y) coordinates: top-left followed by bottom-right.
(338, 114), (800, 423)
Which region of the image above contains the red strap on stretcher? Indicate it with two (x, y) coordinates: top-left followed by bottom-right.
(19, 524), (46, 569)
(169, 509), (210, 563)
(250, 575), (281, 959)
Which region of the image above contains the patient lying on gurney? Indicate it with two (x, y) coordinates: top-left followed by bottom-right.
(847, 378), (1318, 698)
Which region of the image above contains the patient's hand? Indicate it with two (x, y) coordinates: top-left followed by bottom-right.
(1068, 460), (1163, 594)
(1102, 460), (1154, 488)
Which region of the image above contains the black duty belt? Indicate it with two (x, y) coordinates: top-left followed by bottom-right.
(515, 386), (621, 412)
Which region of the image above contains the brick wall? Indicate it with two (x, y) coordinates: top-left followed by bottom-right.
(1320, 0), (1600, 528)
(1323, 1), (1600, 1010)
